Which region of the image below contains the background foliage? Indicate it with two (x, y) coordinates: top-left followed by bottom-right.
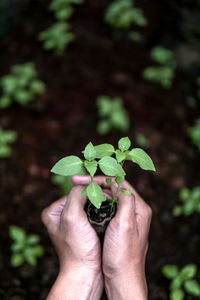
(0, 0), (200, 299)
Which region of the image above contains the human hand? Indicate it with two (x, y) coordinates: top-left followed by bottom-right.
(41, 185), (103, 300)
(72, 176), (152, 300)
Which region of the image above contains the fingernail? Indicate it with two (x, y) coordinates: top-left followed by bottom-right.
(73, 175), (91, 183)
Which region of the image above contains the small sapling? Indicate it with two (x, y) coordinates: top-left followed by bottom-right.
(51, 137), (156, 209)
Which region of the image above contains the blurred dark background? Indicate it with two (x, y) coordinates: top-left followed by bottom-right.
(0, 0), (200, 299)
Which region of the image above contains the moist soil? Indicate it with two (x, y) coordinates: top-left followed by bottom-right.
(0, 1), (200, 299)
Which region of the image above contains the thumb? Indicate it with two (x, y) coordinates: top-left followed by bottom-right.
(111, 184), (136, 227)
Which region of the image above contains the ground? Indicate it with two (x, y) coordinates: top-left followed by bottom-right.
(0, 1), (200, 299)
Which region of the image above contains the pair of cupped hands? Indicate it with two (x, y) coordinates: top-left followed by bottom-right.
(42, 176), (152, 300)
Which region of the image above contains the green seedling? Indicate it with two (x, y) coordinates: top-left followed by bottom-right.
(39, 22), (74, 55)
(9, 226), (44, 267)
(51, 137), (156, 209)
(104, 0), (147, 41)
(188, 117), (200, 152)
(0, 63), (45, 108)
(97, 96), (130, 135)
(39, 0), (82, 54)
(162, 264), (200, 300)
(173, 187), (200, 216)
(143, 46), (176, 89)
(105, 0), (147, 29)
(49, 0), (82, 21)
(0, 126), (17, 158)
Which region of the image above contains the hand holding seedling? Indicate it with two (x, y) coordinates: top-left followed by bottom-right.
(43, 137), (155, 299)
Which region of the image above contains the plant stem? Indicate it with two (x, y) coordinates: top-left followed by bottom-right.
(112, 183), (120, 207)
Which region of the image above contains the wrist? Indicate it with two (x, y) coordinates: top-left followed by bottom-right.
(47, 267), (103, 300)
(104, 266), (147, 300)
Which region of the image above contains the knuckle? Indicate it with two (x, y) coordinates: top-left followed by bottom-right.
(61, 211), (75, 226)
(112, 217), (133, 232)
(121, 220), (133, 231)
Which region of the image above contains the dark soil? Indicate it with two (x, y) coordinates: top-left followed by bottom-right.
(0, 0), (200, 299)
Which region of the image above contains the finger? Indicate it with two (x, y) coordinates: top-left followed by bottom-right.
(72, 175), (113, 188)
(122, 180), (151, 214)
(122, 180), (152, 235)
(111, 184), (136, 228)
(61, 185), (87, 220)
(41, 197), (67, 232)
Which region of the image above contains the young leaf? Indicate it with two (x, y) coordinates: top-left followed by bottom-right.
(170, 276), (182, 290)
(51, 156), (83, 176)
(33, 245), (44, 257)
(26, 234), (40, 245)
(118, 137), (131, 151)
(11, 242), (24, 252)
(170, 289), (184, 300)
(84, 160), (97, 176)
(184, 280), (200, 296)
(11, 253), (24, 267)
(24, 248), (37, 266)
(123, 189), (131, 196)
(99, 156), (125, 177)
(180, 264), (197, 280)
(9, 226), (26, 242)
(116, 149), (126, 163)
(127, 148), (156, 171)
(82, 142), (96, 161)
(115, 176), (125, 185)
(94, 144), (115, 158)
(162, 265), (179, 279)
(86, 182), (106, 209)
(106, 178), (112, 185)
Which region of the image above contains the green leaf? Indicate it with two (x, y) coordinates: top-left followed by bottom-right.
(127, 148), (156, 171)
(94, 144), (115, 159)
(106, 178), (112, 185)
(170, 276), (182, 290)
(99, 156), (125, 177)
(51, 156), (83, 176)
(123, 189), (131, 196)
(170, 289), (184, 300)
(86, 182), (106, 209)
(11, 242), (24, 252)
(115, 176), (125, 185)
(24, 251), (37, 266)
(11, 253), (24, 267)
(116, 149), (126, 163)
(84, 160), (97, 176)
(24, 246), (43, 265)
(9, 226), (26, 242)
(184, 280), (200, 296)
(33, 245), (44, 257)
(82, 142), (96, 161)
(162, 265), (179, 279)
(180, 264), (197, 280)
(26, 234), (40, 245)
(118, 137), (131, 151)
(179, 188), (190, 202)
